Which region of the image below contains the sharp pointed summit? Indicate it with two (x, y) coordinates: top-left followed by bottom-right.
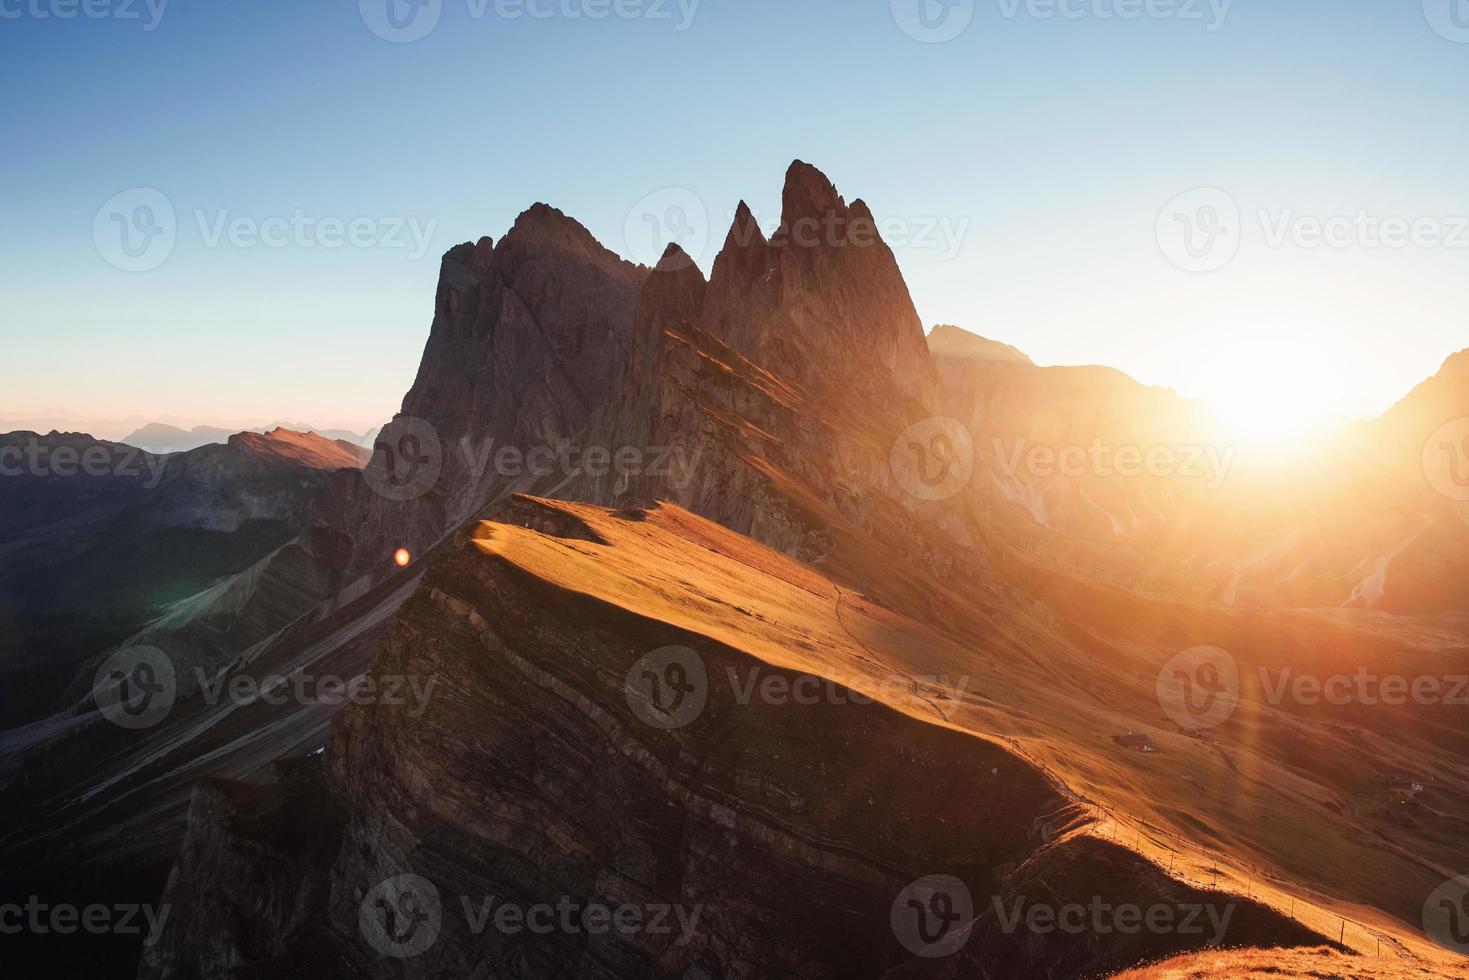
(778, 159), (846, 230)
(700, 160), (942, 414)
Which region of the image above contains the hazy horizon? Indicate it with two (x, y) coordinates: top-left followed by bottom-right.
(6, 0), (1468, 437)
(2, 308), (1462, 442)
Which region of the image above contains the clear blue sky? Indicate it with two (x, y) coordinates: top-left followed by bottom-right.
(3, 0), (1467, 434)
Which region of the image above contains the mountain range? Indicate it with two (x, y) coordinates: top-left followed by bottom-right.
(3, 161), (1467, 979)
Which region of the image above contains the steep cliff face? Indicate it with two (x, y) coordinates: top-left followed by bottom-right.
(344, 205), (648, 580)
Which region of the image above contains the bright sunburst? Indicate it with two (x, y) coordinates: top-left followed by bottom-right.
(1190, 334), (1350, 451)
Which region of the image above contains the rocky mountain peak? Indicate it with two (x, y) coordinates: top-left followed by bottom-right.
(226, 428), (369, 470)
(499, 202), (637, 275)
(352, 202), (647, 577)
(627, 242), (709, 377)
(728, 199), (766, 246)
(778, 158), (845, 230)
(644, 242), (708, 308)
(699, 161), (942, 413)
